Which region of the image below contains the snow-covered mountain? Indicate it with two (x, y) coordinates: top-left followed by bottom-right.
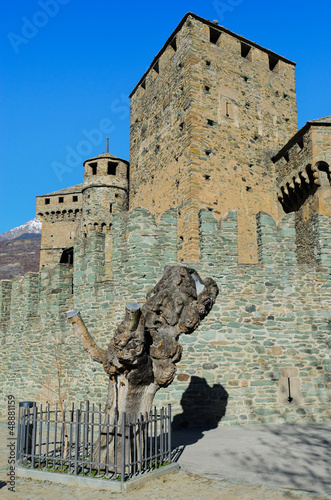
(0, 218), (42, 241)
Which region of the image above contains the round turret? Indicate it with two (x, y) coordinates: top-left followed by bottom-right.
(82, 151), (129, 234)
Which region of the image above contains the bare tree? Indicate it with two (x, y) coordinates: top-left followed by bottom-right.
(68, 265), (219, 464)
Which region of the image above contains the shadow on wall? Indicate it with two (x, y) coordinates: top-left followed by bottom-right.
(171, 376), (228, 459)
(172, 376), (228, 430)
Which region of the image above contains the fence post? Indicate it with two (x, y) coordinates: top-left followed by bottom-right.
(17, 401), (36, 460)
(74, 409), (81, 475)
(168, 404), (172, 464)
(121, 412), (126, 488)
(31, 405), (37, 469)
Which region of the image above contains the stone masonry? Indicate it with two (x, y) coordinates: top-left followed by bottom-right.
(0, 12), (330, 427)
(36, 152), (129, 269)
(129, 13), (298, 263)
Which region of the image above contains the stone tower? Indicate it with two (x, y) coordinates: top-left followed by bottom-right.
(82, 152), (129, 234)
(273, 116), (331, 264)
(129, 13), (298, 263)
(36, 149), (129, 268)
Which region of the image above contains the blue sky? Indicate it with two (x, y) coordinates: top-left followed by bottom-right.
(1, 0), (330, 233)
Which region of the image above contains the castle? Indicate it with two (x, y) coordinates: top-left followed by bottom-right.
(1, 13), (330, 426)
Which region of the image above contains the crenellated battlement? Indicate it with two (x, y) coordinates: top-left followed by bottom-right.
(37, 208), (82, 222)
(199, 210), (238, 265)
(2, 207), (330, 330)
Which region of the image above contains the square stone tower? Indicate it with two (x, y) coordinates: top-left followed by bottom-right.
(129, 13), (298, 263)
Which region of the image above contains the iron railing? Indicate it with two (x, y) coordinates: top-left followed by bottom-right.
(17, 401), (172, 486)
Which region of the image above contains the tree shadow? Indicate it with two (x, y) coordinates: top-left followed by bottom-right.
(236, 423), (331, 495)
(171, 376), (228, 460)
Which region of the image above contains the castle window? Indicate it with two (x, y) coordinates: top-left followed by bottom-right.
(269, 55), (279, 72)
(207, 119), (215, 126)
(153, 61), (159, 74)
(109, 203), (113, 213)
(45, 198), (50, 205)
(241, 42), (252, 60)
(170, 37), (177, 51)
(284, 152), (289, 162)
(298, 139), (304, 150)
(59, 197), (64, 203)
(209, 26), (221, 45)
(72, 195), (78, 202)
(60, 247), (73, 265)
(204, 85), (210, 93)
(89, 162), (97, 175)
(205, 60), (211, 66)
(141, 80), (146, 90)
(225, 102), (234, 119)
(221, 100), (235, 120)
(107, 161), (118, 175)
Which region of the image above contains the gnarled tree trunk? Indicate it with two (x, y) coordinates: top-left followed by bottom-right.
(68, 265), (219, 467)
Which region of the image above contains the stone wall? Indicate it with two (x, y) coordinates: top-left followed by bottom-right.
(1, 208), (330, 426)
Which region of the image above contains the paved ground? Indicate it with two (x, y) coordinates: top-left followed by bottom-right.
(1, 423), (331, 499)
(172, 423), (331, 497)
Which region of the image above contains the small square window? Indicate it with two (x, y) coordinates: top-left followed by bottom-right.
(89, 162), (97, 175)
(210, 27), (221, 45)
(73, 195), (78, 202)
(269, 55), (279, 72)
(108, 161), (118, 175)
(45, 198), (50, 205)
(241, 42), (252, 60)
(59, 197), (64, 203)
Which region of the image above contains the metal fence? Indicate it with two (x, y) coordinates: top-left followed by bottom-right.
(17, 401), (172, 486)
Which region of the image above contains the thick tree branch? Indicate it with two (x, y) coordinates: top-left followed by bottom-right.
(67, 310), (106, 364)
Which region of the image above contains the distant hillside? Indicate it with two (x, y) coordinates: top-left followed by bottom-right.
(14, 232), (41, 241)
(0, 238), (41, 280)
(0, 219), (41, 280)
